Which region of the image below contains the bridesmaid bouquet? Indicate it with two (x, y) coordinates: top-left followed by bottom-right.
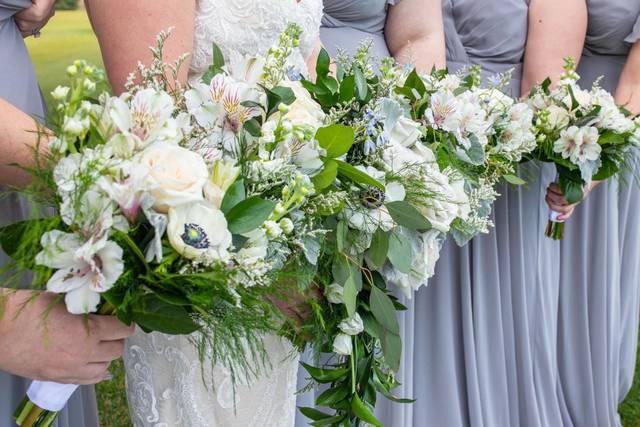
(406, 66), (537, 244)
(527, 58), (639, 239)
(1, 26), (332, 426)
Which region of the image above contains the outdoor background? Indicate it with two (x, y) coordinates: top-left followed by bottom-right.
(21, 3), (640, 427)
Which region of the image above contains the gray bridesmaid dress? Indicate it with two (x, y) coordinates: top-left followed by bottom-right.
(406, 2), (563, 426)
(556, 2), (640, 426)
(0, 2), (99, 426)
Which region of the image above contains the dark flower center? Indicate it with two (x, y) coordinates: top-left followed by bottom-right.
(181, 223), (210, 249)
(360, 187), (385, 209)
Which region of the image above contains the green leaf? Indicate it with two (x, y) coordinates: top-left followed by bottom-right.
(370, 285), (400, 335)
(354, 67), (368, 101)
(599, 130), (627, 146)
(380, 329), (402, 372)
(265, 85), (296, 116)
(315, 125), (355, 159)
(336, 221), (348, 253)
(387, 231), (412, 274)
(503, 174), (526, 186)
(334, 159), (384, 190)
(312, 159), (338, 192)
(243, 118), (262, 137)
(301, 363), (350, 383)
(225, 196), (275, 234)
(351, 394), (383, 427)
(368, 229), (389, 269)
(220, 179), (246, 214)
(212, 43), (225, 71)
(316, 385), (351, 407)
(0, 217), (60, 269)
(299, 407), (333, 421)
(343, 276), (358, 316)
(593, 157), (620, 181)
(559, 174), (584, 205)
(310, 416), (347, 427)
(132, 295), (199, 335)
(362, 312), (382, 340)
(339, 75), (356, 103)
(316, 48), (331, 78)
(385, 200), (431, 231)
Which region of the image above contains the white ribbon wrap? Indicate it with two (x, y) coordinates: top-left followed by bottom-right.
(27, 381), (79, 412)
(548, 209), (564, 223)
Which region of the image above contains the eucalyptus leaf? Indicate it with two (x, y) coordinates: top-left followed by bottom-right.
(343, 276), (358, 316)
(370, 285), (400, 335)
(312, 160), (338, 192)
(220, 179), (246, 214)
(503, 174), (526, 185)
(368, 229), (389, 269)
(225, 196), (275, 234)
(385, 201), (431, 231)
(334, 159), (384, 190)
(316, 125), (355, 159)
(387, 231), (412, 274)
(354, 67), (368, 101)
(132, 295), (199, 335)
(380, 329), (402, 372)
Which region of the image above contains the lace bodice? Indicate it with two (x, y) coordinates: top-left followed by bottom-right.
(189, 0), (324, 82)
(124, 2), (323, 426)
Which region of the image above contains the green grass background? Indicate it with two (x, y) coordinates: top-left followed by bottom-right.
(24, 9), (640, 427)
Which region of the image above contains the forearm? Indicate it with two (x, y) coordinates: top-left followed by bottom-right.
(85, 0), (196, 95)
(385, 0), (445, 73)
(615, 42), (640, 115)
(521, 0), (587, 95)
(0, 98), (49, 187)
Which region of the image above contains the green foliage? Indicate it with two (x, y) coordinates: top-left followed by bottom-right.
(225, 196), (275, 234)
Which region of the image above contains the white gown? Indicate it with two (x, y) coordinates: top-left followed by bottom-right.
(122, 1), (323, 426)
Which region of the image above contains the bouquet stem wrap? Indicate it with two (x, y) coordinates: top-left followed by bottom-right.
(13, 304), (115, 427)
(545, 209), (565, 240)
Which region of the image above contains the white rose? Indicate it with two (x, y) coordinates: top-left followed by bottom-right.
(546, 105), (571, 130)
(332, 333), (353, 356)
(279, 80), (325, 129)
(338, 313), (364, 336)
(325, 283), (344, 304)
(204, 160), (241, 209)
(388, 116), (422, 148)
(137, 142), (209, 213)
(167, 201), (232, 261)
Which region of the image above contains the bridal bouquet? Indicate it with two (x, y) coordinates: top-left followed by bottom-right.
(1, 27), (332, 427)
(527, 58), (639, 239)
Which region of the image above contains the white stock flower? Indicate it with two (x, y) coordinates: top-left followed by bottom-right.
(204, 160), (241, 208)
(36, 231), (124, 314)
(167, 201), (232, 261)
(137, 142), (209, 213)
(325, 283), (344, 304)
(332, 333), (353, 356)
(553, 126), (601, 164)
(110, 88), (177, 150)
(51, 86), (70, 101)
(338, 313), (364, 336)
(546, 105), (571, 130)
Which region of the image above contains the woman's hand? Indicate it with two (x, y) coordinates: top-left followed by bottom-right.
(545, 181), (598, 221)
(15, 0), (56, 38)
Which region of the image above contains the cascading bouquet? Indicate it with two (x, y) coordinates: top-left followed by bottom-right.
(398, 65), (537, 245)
(293, 44), (536, 425)
(1, 27), (333, 427)
(527, 58), (640, 239)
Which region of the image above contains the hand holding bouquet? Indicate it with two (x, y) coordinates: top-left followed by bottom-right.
(527, 58), (640, 239)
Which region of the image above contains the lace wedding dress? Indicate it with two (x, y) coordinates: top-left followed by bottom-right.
(122, 1), (323, 426)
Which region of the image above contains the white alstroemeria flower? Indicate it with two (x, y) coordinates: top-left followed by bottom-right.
(110, 88), (177, 151)
(36, 231), (124, 314)
(227, 52), (266, 86)
(325, 283), (344, 304)
(167, 201), (232, 261)
(425, 91), (458, 129)
(332, 333), (353, 356)
(418, 167), (469, 232)
(204, 160), (241, 208)
(345, 167), (406, 234)
(137, 142), (209, 213)
(98, 163), (152, 223)
(338, 313), (364, 336)
(553, 126), (602, 164)
(438, 75), (462, 92)
(285, 137), (325, 175)
(445, 101), (489, 149)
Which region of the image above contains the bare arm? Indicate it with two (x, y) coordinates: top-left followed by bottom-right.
(385, 0), (446, 72)
(521, 0), (587, 95)
(0, 98), (48, 187)
(615, 42), (640, 115)
(85, 0), (196, 95)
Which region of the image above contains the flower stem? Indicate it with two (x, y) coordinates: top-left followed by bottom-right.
(14, 396), (58, 427)
(545, 220), (565, 240)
